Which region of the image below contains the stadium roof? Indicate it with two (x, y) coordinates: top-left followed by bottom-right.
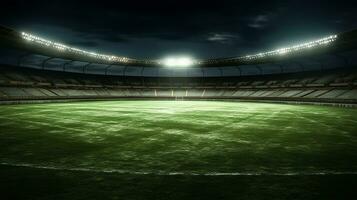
(1, 25), (357, 68)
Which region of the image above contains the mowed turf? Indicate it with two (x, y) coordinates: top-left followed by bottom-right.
(1, 100), (357, 199)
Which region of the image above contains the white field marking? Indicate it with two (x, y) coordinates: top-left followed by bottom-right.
(201, 89), (206, 97)
(1, 162), (357, 176)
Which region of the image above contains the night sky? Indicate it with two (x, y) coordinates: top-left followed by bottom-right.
(1, 0), (356, 60)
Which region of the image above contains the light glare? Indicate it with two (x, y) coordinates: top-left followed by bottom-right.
(162, 56), (195, 67)
(242, 35), (338, 60)
(21, 32), (130, 63)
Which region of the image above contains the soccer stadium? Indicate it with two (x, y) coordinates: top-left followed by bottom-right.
(1, 2), (357, 199)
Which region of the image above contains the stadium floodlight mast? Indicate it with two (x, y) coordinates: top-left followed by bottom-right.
(160, 56), (196, 67)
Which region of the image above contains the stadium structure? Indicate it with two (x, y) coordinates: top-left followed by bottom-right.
(1, 25), (357, 199)
(0, 25), (357, 104)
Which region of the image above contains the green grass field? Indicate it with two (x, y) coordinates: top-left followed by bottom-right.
(1, 100), (357, 199)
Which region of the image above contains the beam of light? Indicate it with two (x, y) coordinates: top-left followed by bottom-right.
(161, 56), (196, 67)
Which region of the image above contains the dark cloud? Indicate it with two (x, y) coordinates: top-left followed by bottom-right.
(207, 33), (241, 44)
(0, 0), (356, 58)
(248, 14), (273, 29)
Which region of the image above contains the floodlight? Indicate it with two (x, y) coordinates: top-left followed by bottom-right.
(161, 56), (195, 67)
(21, 32), (130, 63)
(242, 34), (337, 60)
